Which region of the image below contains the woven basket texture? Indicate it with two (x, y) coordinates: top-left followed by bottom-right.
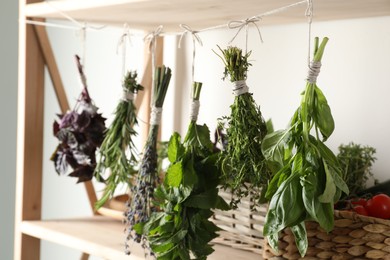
(211, 189), (267, 254)
(263, 210), (390, 260)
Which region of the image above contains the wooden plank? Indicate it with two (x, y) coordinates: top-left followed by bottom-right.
(23, 0), (390, 31)
(135, 36), (163, 145)
(14, 0), (45, 259)
(20, 217), (262, 260)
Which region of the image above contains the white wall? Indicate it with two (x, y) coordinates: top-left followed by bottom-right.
(0, 0), (18, 259)
(12, 14), (390, 260)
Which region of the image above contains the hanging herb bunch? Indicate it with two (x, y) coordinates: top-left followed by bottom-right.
(261, 37), (349, 257)
(51, 55), (106, 183)
(124, 66), (172, 254)
(136, 82), (229, 259)
(215, 46), (270, 208)
(94, 71), (143, 209)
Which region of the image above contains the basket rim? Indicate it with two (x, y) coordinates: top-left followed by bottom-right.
(334, 209), (390, 226)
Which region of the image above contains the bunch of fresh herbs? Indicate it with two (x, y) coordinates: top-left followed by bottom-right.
(94, 71), (143, 209)
(215, 46), (270, 208)
(136, 82), (229, 259)
(51, 55), (106, 183)
(261, 37), (349, 257)
(337, 142), (377, 197)
(125, 66), (171, 254)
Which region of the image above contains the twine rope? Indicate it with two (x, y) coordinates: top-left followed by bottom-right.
(150, 106), (163, 125)
(228, 17), (263, 54)
(305, 0), (314, 66)
(178, 24), (203, 81)
(117, 23), (132, 77)
(306, 61), (321, 83)
(232, 80), (249, 96)
(122, 91), (134, 101)
(190, 100), (200, 122)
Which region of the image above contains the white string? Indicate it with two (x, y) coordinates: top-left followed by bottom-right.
(190, 100), (200, 122)
(178, 24), (203, 81)
(150, 106), (163, 125)
(306, 61), (321, 83)
(122, 91), (134, 101)
(24, 0), (308, 37)
(144, 25), (163, 107)
(228, 17), (263, 54)
(305, 0), (314, 66)
(232, 80), (249, 96)
(117, 23), (132, 77)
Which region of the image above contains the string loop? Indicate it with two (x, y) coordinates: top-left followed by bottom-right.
(117, 23), (132, 77)
(232, 80), (249, 96)
(190, 100), (200, 122)
(228, 17), (263, 53)
(306, 61), (321, 83)
(150, 106), (163, 125)
(144, 25), (164, 52)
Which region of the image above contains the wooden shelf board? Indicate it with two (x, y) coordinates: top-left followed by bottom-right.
(20, 216), (262, 259)
(24, 0), (390, 32)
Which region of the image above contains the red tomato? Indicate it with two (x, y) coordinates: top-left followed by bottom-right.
(352, 205), (368, 216)
(351, 198), (367, 207)
(365, 194), (390, 219)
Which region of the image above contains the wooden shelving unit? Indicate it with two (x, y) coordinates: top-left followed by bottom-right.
(15, 0), (390, 259)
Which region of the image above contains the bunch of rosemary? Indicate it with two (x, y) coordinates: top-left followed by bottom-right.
(136, 82), (229, 259)
(124, 66), (171, 254)
(51, 55), (106, 183)
(261, 37), (349, 257)
(94, 71), (143, 209)
(216, 46), (270, 208)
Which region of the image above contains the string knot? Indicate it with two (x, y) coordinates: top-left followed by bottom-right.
(228, 16), (263, 45)
(150, 106), (163, 125)
(232, 80), (249, 96)
(178, 24), (203, 48)
(122, 91), (134, 102)
(144, 25), (163, 52)
(307, 61), (321, 83)
(190, 100), (200, 122)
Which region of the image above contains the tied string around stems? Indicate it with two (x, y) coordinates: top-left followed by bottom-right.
(190, 100), (200, 122)
(232, 80), (249, 96)
(178, 24), (203, 81)
(150, 106), (162, 125)
(306, 61), (321, 83)
(228, 17), (263, 54)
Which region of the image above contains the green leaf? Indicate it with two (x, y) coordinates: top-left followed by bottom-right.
(168, 132), (184, 163)
(184, 189), (219, 209)
(265, 164), (291, 199)
(166, 162), (183, 187)
(318, 159), (336, 203)
(182, 158), (198, 187)
(291, 222), (308, 257)
(316, 140), (339, 166)
(313, 86), (334, 140)
(261, 129), (290, 170)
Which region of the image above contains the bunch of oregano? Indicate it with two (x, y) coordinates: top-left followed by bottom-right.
(124, 66), (171, 254)
(261, 37), (349, 257)
(51, 55), (106, 183)
(215, 46), (270, 208)
(136, 82), (229, 259)
(94, 71), (143, 209)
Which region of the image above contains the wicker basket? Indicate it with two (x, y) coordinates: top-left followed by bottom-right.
(211, 189), (267, 254)
(263, 210), (390, 260)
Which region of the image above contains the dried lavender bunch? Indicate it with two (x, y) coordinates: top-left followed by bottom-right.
(215, 46), (270, 209)
(51, 55), (106, 183)
(125, 66), (171, 255)
(94, 71), (143, 209)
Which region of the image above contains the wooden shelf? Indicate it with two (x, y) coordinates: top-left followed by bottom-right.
(24, 0), (390, 31)
(20, 216), (261, 260)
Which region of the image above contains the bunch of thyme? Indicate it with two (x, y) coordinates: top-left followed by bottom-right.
(124, 66), (172, 255)
(94, 71), (143, 209)
(51, 55), (106, 183)
(215, 46), (270, 208)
